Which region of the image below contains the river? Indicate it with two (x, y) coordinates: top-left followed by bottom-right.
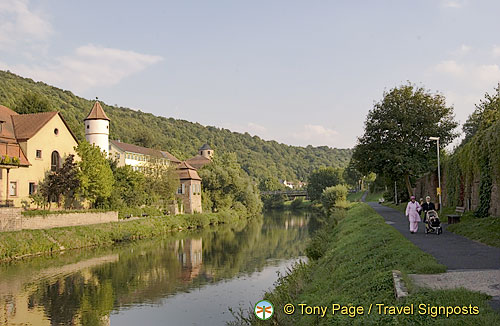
(0, 210), (319, 326)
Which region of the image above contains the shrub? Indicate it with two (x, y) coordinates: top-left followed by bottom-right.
(321, 184), (348, 211)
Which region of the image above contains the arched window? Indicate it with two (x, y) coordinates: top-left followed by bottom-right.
(51, 151), (60, 171)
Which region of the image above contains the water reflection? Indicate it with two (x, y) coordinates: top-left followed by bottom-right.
(0, 210), (317, 326)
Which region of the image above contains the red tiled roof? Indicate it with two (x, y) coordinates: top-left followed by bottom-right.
(185, 154), (211, 170)
(12, 111), (58, 140)
(84, 101), (110, 121)
(177, 161), (201, 180)
(0, 105), (78, 167)
(0, 142), (30, 166)
(110, 140), (181, 163)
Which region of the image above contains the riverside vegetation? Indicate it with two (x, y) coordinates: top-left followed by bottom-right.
(1, 152), (262, 261)
(0, 210), (248, 261)
(232, 203), (500, 325)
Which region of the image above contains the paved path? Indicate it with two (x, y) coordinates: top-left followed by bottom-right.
(366, 202), (500, 311)
(366, 202), (500, 270)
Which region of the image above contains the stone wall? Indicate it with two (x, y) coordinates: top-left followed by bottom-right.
(0, 208), (22, 231)
(0, 210), (118, 232)
(414, 171), (499, 216)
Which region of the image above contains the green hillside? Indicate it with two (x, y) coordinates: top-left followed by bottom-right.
(0, 70), (352, 181)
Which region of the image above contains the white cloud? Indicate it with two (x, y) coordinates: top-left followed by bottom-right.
(0, 44), (163, 93)
(247, 122), (267, 133)
(433, 60), (500, 87)
(441, 0), (466, 8)
(0, 0), (52, 50)
(292, 124), (339, 146)
(492, 45), (500, 57)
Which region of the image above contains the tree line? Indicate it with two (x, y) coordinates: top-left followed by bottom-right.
(0, 70), (352, 184)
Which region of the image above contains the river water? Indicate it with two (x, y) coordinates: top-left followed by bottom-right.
(0, 210), (318, 326)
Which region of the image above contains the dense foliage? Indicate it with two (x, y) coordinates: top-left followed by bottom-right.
(32, 155), (80, 208)
(445, 111), (500, 217)
(0, 70), (352, 182)
(321, 184), (348, 211)
(461, 84), (500, 145)
(75, 141), (114, 207)
(352, 83), (458, 196)
(199, 153), (263, 216)
(307, 167), (344, 201)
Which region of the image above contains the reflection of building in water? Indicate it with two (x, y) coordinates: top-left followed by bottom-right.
(175, 238), (203, 281)
(284, 217), (306, 229)
(0, 255), (117, 326)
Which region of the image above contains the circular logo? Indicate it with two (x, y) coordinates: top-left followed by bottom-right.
(254, 300), (274, 321)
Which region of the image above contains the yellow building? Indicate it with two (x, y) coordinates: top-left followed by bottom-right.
(0, 105), (78, 207)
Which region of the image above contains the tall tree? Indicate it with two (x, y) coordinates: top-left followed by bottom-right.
(352, 83), (458, 196)
(143, 158), (179, 207)
(307, 167), (344, 201)
(13, 91), (53, 114)
(462, 84), (500, 144)
(37, 155), (80, 208)
(76, 141), (114, 207)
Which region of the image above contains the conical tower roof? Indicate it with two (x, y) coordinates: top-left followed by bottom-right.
(84, 101), (110, 121)
(199, 143), (212, 150)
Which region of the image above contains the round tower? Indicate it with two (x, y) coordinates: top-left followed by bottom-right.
(84, 100), (110, 155)
(199, 143), (213, 159)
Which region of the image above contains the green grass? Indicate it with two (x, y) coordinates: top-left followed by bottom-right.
(283, 199), (313, 210)
(448, 215), (500, 247)
(347, 191), (365, 202)
(238, 203), (499, 325)
(0, 210), (246, 261)
(364, 190), (385, 202)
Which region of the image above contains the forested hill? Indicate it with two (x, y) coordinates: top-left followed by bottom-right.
(0, 70), (352, 180)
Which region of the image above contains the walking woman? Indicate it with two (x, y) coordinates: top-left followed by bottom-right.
(406, 196), (421, 234)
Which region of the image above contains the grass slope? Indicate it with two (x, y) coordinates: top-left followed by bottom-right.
(239, 203), (499, 325)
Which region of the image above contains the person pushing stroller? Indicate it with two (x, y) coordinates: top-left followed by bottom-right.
(421, 196), (436, 232)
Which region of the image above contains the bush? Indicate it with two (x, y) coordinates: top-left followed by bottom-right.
(290, 197), (304, 209)
(321, 184), (348, 211)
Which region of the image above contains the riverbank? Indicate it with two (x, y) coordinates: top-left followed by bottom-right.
(0, 210), (248, 262)
(240, 203), (500, 325)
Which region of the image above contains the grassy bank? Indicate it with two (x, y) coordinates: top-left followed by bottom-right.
(346, 191), (365, 202)
(0, 211), (247, 262)
(447, 215), (500, 247)
(239, 203), (499, 325)
(282, 199), (313, 210)
(363, 190), (385, 202)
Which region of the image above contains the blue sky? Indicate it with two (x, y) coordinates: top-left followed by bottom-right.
(1, 0), (499, 148)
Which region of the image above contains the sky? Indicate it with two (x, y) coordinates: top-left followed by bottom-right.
(0, 0), (499, 149)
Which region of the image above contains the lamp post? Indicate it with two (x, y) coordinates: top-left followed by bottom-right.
(429, 137), (442, 215)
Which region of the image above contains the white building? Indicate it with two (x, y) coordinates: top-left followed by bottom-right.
(84, 101), (110, 155)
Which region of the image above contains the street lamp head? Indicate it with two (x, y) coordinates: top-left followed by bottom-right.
(429, 137), (440, 141)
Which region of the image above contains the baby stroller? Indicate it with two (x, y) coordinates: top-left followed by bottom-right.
(424, 210), (442, 235)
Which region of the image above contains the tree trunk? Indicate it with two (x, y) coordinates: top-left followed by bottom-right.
(405, 174), (413, 198)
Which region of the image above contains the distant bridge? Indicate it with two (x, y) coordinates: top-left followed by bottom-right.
(260, 190), (309, 199)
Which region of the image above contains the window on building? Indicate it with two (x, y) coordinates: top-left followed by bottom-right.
(36, 150), (42, 158)
(51, 151), (60, 171)
(54, 128), (59, 135)
(9, 181), (17, 197)
(87, 124), (89, 129)
(29, 182), (37, 195)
